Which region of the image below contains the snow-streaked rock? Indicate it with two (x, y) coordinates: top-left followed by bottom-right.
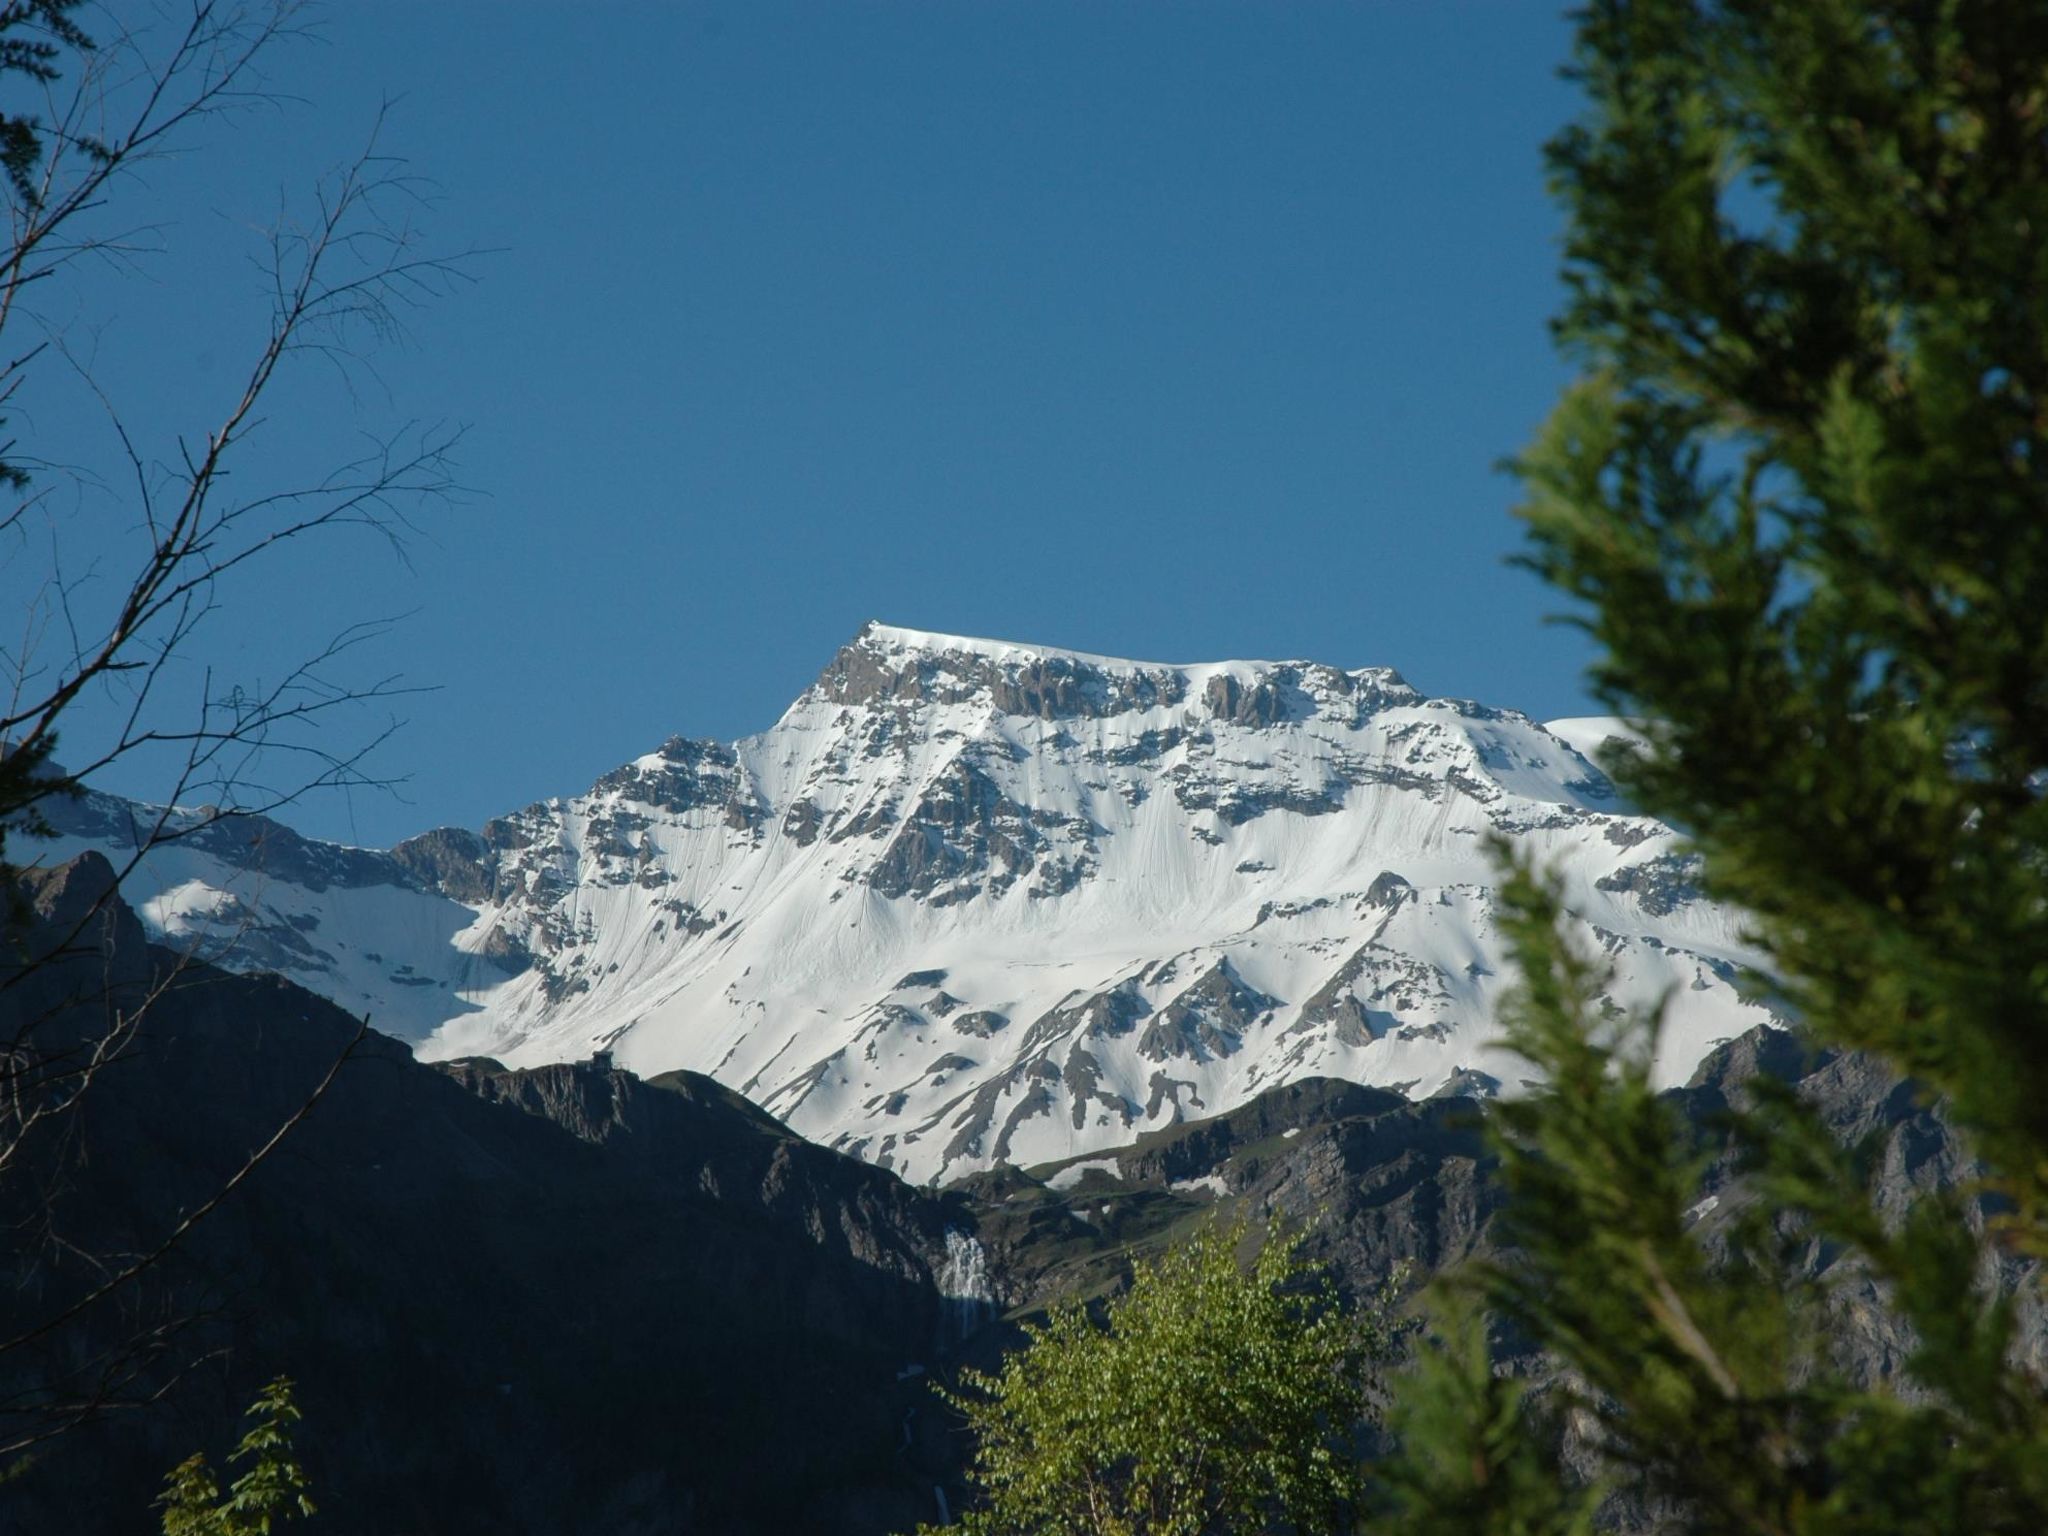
(29, 622), (1774, 1182)
(1541, 715), (1647, 771)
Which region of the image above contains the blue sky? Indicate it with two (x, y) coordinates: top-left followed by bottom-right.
(27, 2), (1593, 846)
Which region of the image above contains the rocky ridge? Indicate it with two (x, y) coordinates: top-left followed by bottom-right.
(32, 622), (1775, 1183)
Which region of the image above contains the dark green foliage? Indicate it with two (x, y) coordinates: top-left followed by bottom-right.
(0, 0), (98, 498)
(0, 0), (90, 841)
(1468, 863), (1812, 1531)
(1382, 863), (2048, 1532)
(926, 1220), (1396, 1536)
(158, 1376), (314, 1536)
(1378, 3), (2048, 1530)
(1517, 0), (2048, 1237)
(0, 728), (66, 877)
(1375, 1298), (1595, 1536)
(0, 1), (96, 206)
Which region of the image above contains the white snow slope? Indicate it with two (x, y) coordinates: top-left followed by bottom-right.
(31, 623), (1773, 1183)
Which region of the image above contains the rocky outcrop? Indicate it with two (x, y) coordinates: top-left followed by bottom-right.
(38, 790), (409, 892)
(865, 756), (1096, 903)
(982, 1027), (2043, 1395)
(810, 621), (1191, 720)
(1596, 849), (1704, 917)
(36, 623), (1766, 1182)
(391, 824), (496, 901)
(1136, 958), (1272, 1063)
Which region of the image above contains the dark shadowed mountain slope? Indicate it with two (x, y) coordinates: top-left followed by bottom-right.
(0, 855), (972, 1536)
(955, 1026), (2042, 1387)
(4, 853), (2033, 1536)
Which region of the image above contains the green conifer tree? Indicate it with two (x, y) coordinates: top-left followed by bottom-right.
(1378, 2), (2048, 1530)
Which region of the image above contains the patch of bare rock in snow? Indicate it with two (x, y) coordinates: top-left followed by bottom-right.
(36, 621), (1773, 1183)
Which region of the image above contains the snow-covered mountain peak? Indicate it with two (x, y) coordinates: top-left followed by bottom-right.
(800, 620), (1421, 727)
(34, 625), (1772, 1184)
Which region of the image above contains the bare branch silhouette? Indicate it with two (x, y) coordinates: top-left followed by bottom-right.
(0, 1), (471, 1456)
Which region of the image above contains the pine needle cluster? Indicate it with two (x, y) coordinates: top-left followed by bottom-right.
(1380, 2), (2048, 1530)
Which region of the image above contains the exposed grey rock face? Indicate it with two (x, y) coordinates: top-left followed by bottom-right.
(986, 1026), (2013, 1299)
(593, 734), (745, 813)
(968, 1023), (2045, 1516)
(962, 1075), (1488, 1318)
(39, 786), (411, 892)
(34, 622), (1767, 1182)
(1204, 671), (1291, 726)
(1596, 849), (1704, 916)
(812, 622), (1192, 720)
(783, 794), (825, 845)
(1671, 1034), (2047, 1386)
(1136, 958), (1272, 1063)
(1167, 760), (1346, 824)
(1288, 933), (1456, 1050)
(11, 848), (152, 991)
(1364, 869), (1415, 910)
(864, 756), (1097, 903)
(1430, 1065), (1503, 1099)
(472, 923), (534, 975)
(391, 825), (496, 902)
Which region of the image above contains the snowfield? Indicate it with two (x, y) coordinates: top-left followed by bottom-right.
(33, 622), (1774, 1182)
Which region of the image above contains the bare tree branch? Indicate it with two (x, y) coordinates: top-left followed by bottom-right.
(0, 0), (472, 1456)
(0, 1013), (369, 1366)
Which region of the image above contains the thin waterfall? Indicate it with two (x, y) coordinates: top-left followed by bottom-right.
(938, 1227), (993, 1337)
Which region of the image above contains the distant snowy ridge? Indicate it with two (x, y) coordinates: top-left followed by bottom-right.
(1542, 715), (1648, 772)
(32, 622), (1773, 1182)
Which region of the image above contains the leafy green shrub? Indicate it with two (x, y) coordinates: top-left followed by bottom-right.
(927, 1220), (1397, 1536)
(158, 1376), (313, 1536)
